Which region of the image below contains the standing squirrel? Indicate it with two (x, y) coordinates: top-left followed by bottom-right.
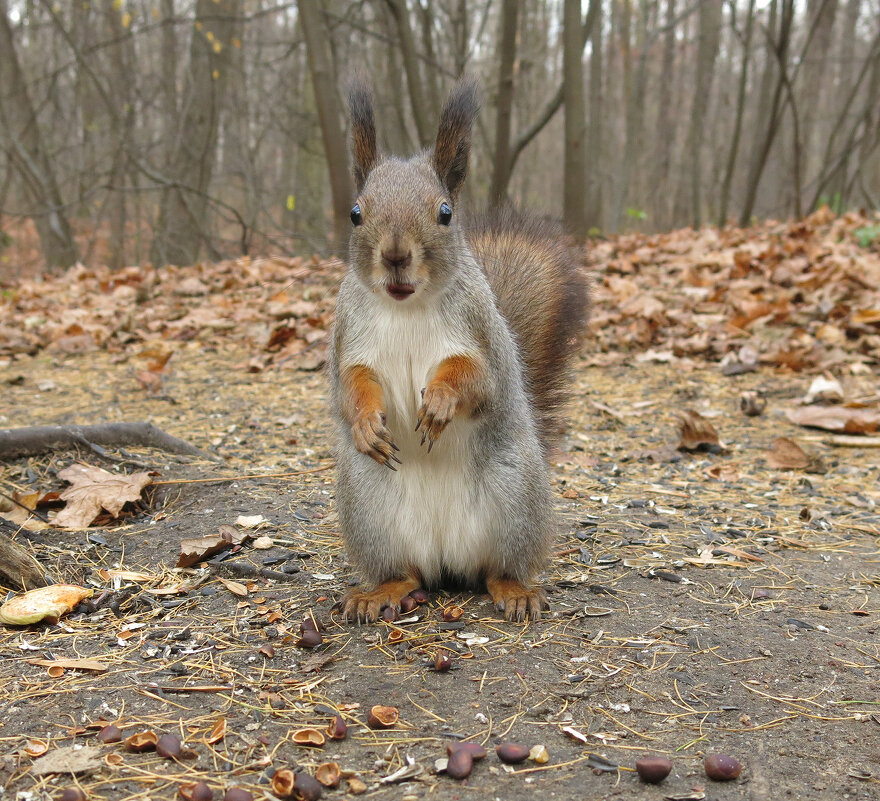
(329, 77), (589, 622)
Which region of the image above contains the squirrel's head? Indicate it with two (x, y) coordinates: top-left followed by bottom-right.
(346, 77), (479, 303)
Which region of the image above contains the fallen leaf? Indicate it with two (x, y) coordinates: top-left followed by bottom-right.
(216, 577), (248, 596)
(678, 410), (721, 451)
(0, 585), (93, 625)
(53, 464), (152, 529)
(177, 525), (249, 568)
(786, 406), (880, 434)
(26, 658), (108, 672)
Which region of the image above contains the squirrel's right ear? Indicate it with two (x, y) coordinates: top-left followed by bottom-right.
(348, 78), (378, 194)
(433, 77), (480, 199)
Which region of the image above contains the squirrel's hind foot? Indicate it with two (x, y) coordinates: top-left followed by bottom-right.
(340, 576), (421, 623)
(486, 577), (547, 622)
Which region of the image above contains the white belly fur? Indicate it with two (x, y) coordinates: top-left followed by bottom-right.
(343, 299), (496, 583)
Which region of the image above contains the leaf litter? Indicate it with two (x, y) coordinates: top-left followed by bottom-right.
(1, 212), (879, 799)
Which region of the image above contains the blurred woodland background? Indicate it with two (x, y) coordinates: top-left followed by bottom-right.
(0, 0), (878, 274)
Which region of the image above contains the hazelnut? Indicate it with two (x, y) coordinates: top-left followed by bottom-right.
(496, 742), (530, 764)
(400, 596), (417, 613)
(442, 605), (464, 622)
(434, 653), (452, 672)
(447, 742), (486, 760)
(222, 789), (252, 801)
(97, 724), (122, 743)
(446, 748), (473, 779)
(635, 755), (672, 784)
(294, 772), (323, 801)
(156, 734), (182, 759)
(296, 629), (322, 648)
(59, 788), (87, 801)
(704, 753), (742, 781)
(381, 606), (397, 622)
(409, 589), (429, 604)
(325, 715), (347, 740)
(190, 782), (214, 801)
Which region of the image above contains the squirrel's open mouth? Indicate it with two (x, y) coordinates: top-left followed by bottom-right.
(386, 283), (415, 301)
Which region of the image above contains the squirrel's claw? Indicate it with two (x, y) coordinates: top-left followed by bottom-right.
(416, 383), (458, 451)
(340, 579), (421, 623)
(352, 410), (401, 469)
(487, 578), (547, 622)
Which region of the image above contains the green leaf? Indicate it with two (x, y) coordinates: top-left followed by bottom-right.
(286, 194), (296, 212)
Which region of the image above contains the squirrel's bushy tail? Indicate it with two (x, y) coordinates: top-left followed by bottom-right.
(466, 207), (590, 450)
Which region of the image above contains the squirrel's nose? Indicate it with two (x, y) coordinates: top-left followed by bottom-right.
(381, 249), (412, 270)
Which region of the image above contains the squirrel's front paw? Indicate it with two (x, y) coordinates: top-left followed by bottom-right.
(416, 382), (459, 451)
(352, 411), (400, 470)
(340, 577), (421, 623)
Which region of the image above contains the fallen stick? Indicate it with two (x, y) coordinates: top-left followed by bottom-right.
(0, 523), (49, 589)
(0, 422), (218, 462)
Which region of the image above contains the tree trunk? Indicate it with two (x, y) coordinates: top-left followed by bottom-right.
(719, 0), (756, 225)
(0, 0), (78, 269)
(652, 0), (676, 229)
(102, 0), (136, 269)
(150, 0), (240, 266)
(563, 0), (587, 241)
(383, 0), (433, 148)
(489, 0), (520, 206)
(740, 0), (794, 226)
(672, 0), (723, 227)
(299, 0), (353, 251)
(585, 0), (603, 230)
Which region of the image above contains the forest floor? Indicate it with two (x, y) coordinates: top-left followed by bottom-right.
(0, 208), (879, 801)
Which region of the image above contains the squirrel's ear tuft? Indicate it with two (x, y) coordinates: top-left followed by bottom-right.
(433, 76), (480, 198)
(348, 77), (378, 193)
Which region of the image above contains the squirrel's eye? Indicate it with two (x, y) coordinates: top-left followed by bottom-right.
(438, 202), (452, 226)
(350, 204), (362, 226)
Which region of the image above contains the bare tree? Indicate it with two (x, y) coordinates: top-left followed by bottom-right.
(299, 0), (353, 249)
(489, 0), (520, 205)
(563, 0), (588, 241)
(0, 1), (78, 268)
(150, 0), (241, 266)
(673, 0), (723, 227)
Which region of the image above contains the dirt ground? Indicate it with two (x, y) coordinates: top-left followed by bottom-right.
(1, 335), (879, 800)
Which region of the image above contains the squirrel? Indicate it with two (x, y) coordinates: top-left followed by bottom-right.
(329, 77), (589, 622)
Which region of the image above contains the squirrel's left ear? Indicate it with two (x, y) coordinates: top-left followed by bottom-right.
(432, 76), (480, 199)
(349, 77), (378, 193)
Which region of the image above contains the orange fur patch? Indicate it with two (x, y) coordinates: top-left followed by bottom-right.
(341, 365), (384, 423)
(431, 354), (486, 415)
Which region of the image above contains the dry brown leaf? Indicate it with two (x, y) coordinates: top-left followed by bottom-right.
(26, 658), (108, 672)
(767, 437), (811, 469)
(0, 585), (93, 625)
(786, 406), (880, 434)
(206, 717), (227, 744)
(177, 525), (249, 568)
(53, 464), (152, 529)
(216, 577), (248, 597)
(677, 410), (721, 451)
